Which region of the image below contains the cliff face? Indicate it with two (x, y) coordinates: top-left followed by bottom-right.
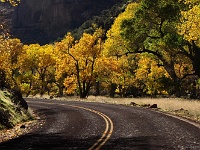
(0, 3), (14, 35)
(9, 0), (123, 44)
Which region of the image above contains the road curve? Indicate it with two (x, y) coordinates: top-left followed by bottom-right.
(0, 98), (200, 150)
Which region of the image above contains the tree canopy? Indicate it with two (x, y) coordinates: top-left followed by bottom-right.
(120, 0), (200, 96)
(1, 0), (200, 98)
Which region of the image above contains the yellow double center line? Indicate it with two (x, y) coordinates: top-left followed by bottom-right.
(28, 101), (114, 150)
(67, 105), (114, 150)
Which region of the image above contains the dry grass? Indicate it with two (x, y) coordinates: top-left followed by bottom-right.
(86, 96), (200, 123)
(32, 94), (200, 123)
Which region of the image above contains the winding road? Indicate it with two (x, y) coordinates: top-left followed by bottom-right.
(0, 98), (200, 150)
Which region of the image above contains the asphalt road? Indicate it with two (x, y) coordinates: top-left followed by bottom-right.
(0, 98), (200, 150)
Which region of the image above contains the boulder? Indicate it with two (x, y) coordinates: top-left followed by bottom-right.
(0, 109), (12, 128)
(150, 104), (158, 109)
(130, 102), (137, 106)
(10, 89), (28, 110)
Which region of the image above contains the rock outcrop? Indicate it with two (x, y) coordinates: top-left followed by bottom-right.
(0, 2), (14, 35)
(7, 0), (124, 44)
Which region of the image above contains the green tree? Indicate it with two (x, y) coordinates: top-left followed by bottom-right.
(121, 0), (192, 96)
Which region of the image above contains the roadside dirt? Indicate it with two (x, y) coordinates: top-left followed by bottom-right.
(0, 113), (45, 143)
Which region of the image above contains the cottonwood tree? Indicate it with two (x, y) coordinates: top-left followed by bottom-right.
(104, 2), (175, 97)
(54, 33), (74, 97)
(121, 0), (194, 96)
(178, 0), (200, 77)
(103, 3), (139, 97)
(95, 56), (120, 97)
(134, 53), (171, 97)
(18, 44), (56, 96)
(0, 37), (23, 89)
(56, 28), (105, 98)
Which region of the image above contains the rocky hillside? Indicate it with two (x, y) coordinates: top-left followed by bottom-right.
(1, 0), (127, 44)
(0, 90), (30, 130)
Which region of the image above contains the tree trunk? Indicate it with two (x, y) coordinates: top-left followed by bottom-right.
(94, 81), (100, 96)
(0, 69), (9, 89)
(191, 41), (200, 77)
(109, 83), (117, 98)
(162, 61), (183, 97)
(79, 81), (91, 99)
(57, 85), (64, 97)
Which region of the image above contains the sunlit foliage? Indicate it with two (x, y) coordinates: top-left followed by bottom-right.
(134, 54), (170, 96)
(0, 36), (23, 89)
(18, 44), (55, 96)
(0, 0), (20, 6)
(104, 2), (139, 57)
(178, 0), (200, 43)
(55, 27), (105, 98)
(120, 0), (197, 96)
(1, 0), (200, 98)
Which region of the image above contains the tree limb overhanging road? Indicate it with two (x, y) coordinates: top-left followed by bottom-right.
(0, 98), (200, 150)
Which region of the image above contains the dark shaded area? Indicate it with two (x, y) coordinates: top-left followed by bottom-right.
(0, 69), (8, 90)
(0, 109), (12, 128)
(8, 0), (126, 44)
(9, 89), (28, 110)
(0, 133), (99, 150)
(105, 136), (174, 150)
(0, 133), (173, 150)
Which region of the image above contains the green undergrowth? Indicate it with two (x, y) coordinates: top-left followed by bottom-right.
(0, 90), (32, 130)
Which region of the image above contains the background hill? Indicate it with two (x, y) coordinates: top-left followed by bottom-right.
(0, 0), (131, 44)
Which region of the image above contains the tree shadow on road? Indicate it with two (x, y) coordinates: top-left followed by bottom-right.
(105, 136), (174, 150)
(0, 133), (174, 150)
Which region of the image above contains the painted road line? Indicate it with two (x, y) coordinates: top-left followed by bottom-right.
(67, 105), (114, 150)
(95, 114), (113, 150)
(27, 101), (114, 150)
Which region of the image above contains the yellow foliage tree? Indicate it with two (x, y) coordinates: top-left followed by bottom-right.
(177, 0), (200, 85)
(134, 54), (170, 96)
(104, 2), (139, 57)
(178, 0), (200, 43)
(18, 44), (55, 96)
(54, 33), (75, 96)
(95, 56), (120, 97)
(55, 28), (104, 98)
(0, 36), (23, 89)
(103, 3), (139, 97)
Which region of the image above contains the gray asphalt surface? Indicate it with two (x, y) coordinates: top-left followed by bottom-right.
(0, 98), (200, 150)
